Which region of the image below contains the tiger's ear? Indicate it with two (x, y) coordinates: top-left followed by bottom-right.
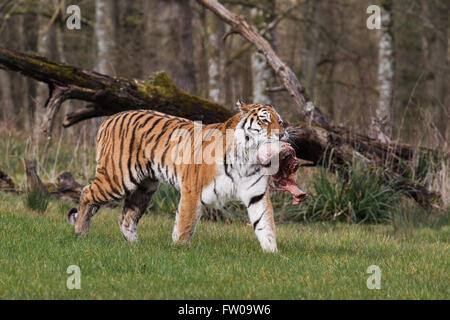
(236, 100), (251, 113)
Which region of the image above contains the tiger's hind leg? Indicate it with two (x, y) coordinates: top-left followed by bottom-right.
(68, 176), (121, 236)
(172, 192), (203, 244)
(118, 179), (159, 242)
(70, 185), (102, 236)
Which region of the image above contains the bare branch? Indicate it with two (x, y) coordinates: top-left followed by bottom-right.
(264, 86), (286, 93)
(196, 0), (330, 127)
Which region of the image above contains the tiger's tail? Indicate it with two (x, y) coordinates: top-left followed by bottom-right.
(67, 208), (78, 225)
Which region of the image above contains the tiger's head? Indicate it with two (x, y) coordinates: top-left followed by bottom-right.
(234, 100), (288, 150)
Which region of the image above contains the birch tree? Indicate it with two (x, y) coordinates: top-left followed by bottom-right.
(33, 0), (56, 143)
(376, 0), (395, 136)
(250, 0), (276, 104)
(94, 0), (116, 76)
(93, 0), (117, 136)
(207, 14), (225, 103)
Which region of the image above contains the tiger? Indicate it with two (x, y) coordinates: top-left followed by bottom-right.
(67, 101), (288, 252)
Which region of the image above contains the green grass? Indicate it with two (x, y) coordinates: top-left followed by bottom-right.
(0, 192), (448, 299)
(0, 130), (96, 187)
(0, 132), (449, 299)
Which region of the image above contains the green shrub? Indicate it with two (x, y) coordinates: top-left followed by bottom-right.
(24, 188), (51, 213)
(149, 183), (180, 215)
(302, 161), (403, 223)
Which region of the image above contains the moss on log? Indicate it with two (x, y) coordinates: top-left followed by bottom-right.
(0, 48), (233, 136)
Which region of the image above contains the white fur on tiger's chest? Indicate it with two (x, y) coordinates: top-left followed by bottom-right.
(201, 165), (268, 209)
(201, 174), (235, 208)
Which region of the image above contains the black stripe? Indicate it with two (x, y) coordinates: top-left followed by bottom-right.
(245, 165), (261, 177)
(224, 153), (234, 182)
(252, 212), (264, 230)
(173, 164), (177, 183)
(248, 193), (265, 207)
(144, 117), (164, 139)
(150, 119), (173, 160)
(213, 180), (218, 198)
(92, 180), (109, 202)
(118, 113), (133, 194)
(138, 114), (154, 130)
(103, 116), (121, 190)
(131, 112), (148, 127)
(127, 117), (142, 187)
(123, 111), (139, 136)
(146, 162), (155, 178)
(180, 126), (194, 160)
(160, 144), (171, 167)
(249, 174), (264, 188)
(136, 149), (146, 178)
(136, 119), (152, 177)
(153, 120), (172, 144)
(103, 115), (120, 144)
(102, 173), (122, 198)
(118, 112), (130, 138)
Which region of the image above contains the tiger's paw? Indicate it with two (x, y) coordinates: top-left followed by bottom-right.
(120, 224), (138, 242)
(258, 234), (278, 253)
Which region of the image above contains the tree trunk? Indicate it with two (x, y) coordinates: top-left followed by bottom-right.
(33, 1), (56, 146)
(422, 0), (449, 145)
(94, 0), (116, 77)
(143, 0), (197, 94)
(93, 0), (117, 138)
(377, 0), (395, 136)
(0, 48), (233, 136)
(250, 0), (276, 104)
(177, 0), (197, 95)
(0, 70), (15, 124)
(301, 0), (322, 99)
(207, 13), (225, 103)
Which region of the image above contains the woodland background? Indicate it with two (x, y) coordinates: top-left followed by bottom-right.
(0, 1), (448, 299)
(0, 0), (449, 149)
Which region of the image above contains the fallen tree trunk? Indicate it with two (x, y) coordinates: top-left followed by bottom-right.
(0, 48), (442, 208)
(0, 48), (233, 138)
(3, 163), (107, 205)
(0, 169), (16, 193)
(288, 124), (442, 207)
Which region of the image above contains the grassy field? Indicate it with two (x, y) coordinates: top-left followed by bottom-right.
(0, 192), (448, 299)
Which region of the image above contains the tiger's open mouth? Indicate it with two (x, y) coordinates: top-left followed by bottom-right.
(257, 141), (309, 206)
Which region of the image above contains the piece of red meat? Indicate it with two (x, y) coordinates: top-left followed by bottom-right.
(257, 142), (309, 206)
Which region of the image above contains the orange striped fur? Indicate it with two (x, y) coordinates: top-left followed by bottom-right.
(67, 102), (286, 251)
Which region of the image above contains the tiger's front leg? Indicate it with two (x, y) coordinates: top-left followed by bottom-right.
(245, 189), (277, 252)
(172, 191), (203, 244)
